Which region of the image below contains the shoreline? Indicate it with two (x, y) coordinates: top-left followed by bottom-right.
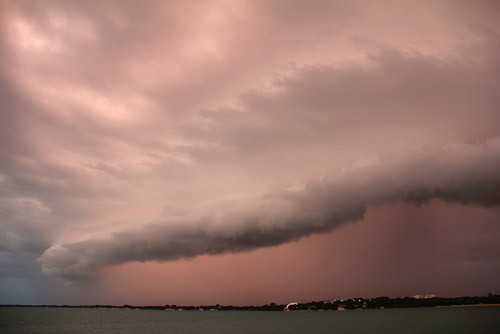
(2, 304), (500, 311)
(436, 304), (500, 308)
(2, 295), (500, 311)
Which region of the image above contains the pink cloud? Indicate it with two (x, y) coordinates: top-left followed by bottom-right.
(0, 0), (499, 304)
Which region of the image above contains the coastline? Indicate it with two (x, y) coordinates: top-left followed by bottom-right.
(436, 304), (500, 308)
(2, 294), (500, 312)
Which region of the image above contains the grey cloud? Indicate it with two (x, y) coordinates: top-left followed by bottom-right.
(184, 51), (499, 169)
(192, 49), (500, 148)
(40, 138), (500, 280)
(4, 45), (500, 283)
(1, 0), (499, 301)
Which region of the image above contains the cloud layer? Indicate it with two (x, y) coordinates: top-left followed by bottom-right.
(40, 138), (500, 279)
(1, 0), (500, 302)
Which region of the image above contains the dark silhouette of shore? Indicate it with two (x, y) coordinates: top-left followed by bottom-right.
(2, 293), (499, 311)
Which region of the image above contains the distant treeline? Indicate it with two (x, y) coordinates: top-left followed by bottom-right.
(2, 293), (499, 311)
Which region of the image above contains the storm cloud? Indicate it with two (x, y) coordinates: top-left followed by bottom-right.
(1, 0), (500, 303)
(40, 138), (500, 279)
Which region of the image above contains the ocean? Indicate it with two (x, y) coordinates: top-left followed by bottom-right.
(1, 306), (499, 333)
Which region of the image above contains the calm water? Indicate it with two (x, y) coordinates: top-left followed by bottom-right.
(1, 306), (500, 333)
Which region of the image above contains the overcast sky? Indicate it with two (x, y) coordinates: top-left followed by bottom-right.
(1, 0), (500, 305)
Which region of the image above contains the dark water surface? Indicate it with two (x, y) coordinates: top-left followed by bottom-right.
(1, 306), (500, 333)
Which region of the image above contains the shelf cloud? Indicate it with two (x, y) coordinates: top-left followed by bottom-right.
(1, 0), (500, 303)
(40, 138), (500, 280)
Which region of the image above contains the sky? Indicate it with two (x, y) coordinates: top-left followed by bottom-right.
(1, 0), (500, 306)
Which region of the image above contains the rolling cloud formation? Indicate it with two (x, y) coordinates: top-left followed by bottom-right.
(0, 0), (499, 300)
(40, 138), (500, 279)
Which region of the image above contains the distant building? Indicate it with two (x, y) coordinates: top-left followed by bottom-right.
(413, 294), (437, 299)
